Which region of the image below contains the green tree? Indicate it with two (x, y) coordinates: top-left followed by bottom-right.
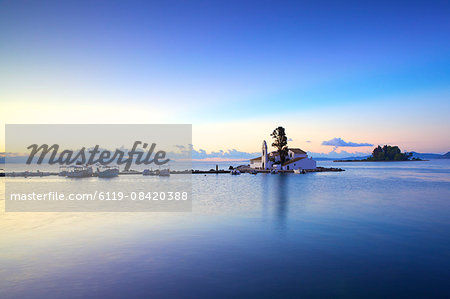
(271, 126), (289, 164)
(368, 145), (412, 161)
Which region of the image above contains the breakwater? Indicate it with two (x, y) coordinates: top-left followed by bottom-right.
(4, 166), (344, 177)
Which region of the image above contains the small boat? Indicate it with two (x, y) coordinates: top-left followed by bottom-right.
(66, 165), (93, 178)
(294, 168), (306, 174)
(59, 166), (68, 176)
(159, 169), (170, 176)
(143, 169), (156, 176)
(97, 166), (119, 178)
(250, 170), (257, 175)
(231, 169), (241, 175)
(270, 169), (278, 174)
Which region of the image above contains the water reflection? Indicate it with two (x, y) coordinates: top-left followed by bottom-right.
(1, 160), (450, 298)
(260, 173), (269, 221)
(274, 174), (289, 230)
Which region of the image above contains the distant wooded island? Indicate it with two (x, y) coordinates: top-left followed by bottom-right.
(334, 145), (424, 162)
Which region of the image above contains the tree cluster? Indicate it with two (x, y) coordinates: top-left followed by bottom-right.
(367, 145), (412, 161)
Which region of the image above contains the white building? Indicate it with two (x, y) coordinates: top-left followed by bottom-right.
(250, 141), (316, 171)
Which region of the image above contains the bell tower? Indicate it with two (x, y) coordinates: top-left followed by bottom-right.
(262, 140), (268, 169)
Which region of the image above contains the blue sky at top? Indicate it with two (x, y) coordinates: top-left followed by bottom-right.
(1, 0), (449, 155)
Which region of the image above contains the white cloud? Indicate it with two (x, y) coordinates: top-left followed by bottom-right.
(322, 137), (373, 148)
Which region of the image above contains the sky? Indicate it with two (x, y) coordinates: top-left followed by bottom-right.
(1, 0), (449, 158)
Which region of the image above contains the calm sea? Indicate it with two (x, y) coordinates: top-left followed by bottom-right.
(0, 160), (449, 298)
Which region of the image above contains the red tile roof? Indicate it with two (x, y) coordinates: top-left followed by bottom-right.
(282, 157), (306, 166)
(289, 148), (307, 154)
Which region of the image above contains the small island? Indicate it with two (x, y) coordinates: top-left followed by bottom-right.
(334, 145), (423, 162)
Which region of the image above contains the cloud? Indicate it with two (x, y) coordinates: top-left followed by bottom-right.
(321, 137), (373, 148)
(2, 146), (260, 163)
(191, 148), (259, 160)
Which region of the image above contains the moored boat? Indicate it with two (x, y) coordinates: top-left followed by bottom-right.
(97, 166), (119, 178)
(66, 166), (93, 178)
(59, 166), (68, 176)
(143, 169), (157, 176)
(293, 168), (306, 174)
